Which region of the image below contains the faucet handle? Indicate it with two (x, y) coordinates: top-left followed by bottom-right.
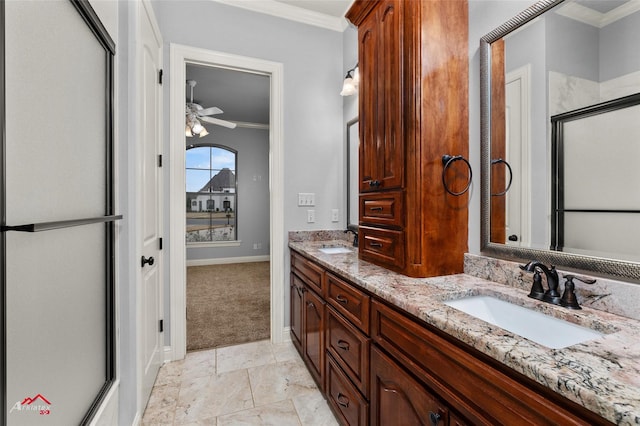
(564, 274), (596, 285)
(560, 275), (596, 310)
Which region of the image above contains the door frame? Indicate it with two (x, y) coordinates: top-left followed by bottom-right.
(169, 44), (284, 361)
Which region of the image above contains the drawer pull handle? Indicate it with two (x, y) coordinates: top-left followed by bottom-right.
(336, 295), (348, 305)
(337, 393), (350, 408)
(369, 242), (383, 248)
(429, 411), (442, 426)
(369, 180), (381, 187)
(369, 206), (383, 211)
(337, 340), (350, 351)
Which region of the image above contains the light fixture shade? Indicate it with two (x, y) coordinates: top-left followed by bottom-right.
(191, 121), (204, 134)
(186, 125), (193, 137)
(199, 127), (209, 137)
(340, 77), (357, 96)
(352, 67), (360, 86)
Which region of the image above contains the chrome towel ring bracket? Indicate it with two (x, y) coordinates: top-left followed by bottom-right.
(441, 154), (472, 196)
(490, 158), (513, 196)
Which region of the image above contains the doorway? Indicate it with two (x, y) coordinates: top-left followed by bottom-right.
(169, 44), (285, 361)
(184, 63), (271, 350)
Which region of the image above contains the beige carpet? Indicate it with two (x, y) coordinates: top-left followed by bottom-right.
(187, 262), (270, 351)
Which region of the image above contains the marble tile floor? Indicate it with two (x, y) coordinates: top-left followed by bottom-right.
(142, 339), (339, 425)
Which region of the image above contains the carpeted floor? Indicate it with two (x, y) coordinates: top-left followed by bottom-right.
(187, 262), (270, 351)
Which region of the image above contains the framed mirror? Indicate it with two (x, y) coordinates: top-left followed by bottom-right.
(480, 0), (640, 281)
(347, 117), (359, 230)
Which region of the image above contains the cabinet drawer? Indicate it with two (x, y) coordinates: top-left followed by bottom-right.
(370, 300), (609, 425)
(359, 191), (403, 227)
(326, 306), (370, 396)
(359, 226), (404, 270)
(326, 272), (370, 333)
(291, 251), (324, 296)
(327, 354), (369, 426)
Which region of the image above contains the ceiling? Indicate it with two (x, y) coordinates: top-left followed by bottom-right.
(185, 0), (353, 131)
(186, 64), (270, 127)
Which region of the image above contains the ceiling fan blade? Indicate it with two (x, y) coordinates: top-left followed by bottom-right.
(200, 115), (237, 129)
(197, 106), (223, 116)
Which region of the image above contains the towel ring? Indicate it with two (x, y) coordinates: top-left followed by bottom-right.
(490, 158), (513, 196)
(441, 154), (472, 196)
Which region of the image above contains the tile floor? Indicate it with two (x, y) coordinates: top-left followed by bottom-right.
(142, 339), (339, 425)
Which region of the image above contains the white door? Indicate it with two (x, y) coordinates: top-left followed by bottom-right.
(505, 65), (531, 247)
(138, 0), (164, 408)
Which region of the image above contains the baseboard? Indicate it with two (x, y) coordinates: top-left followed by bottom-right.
(164, 345), (174, 363)
(186, 255), (270, 267)
(280, 326), (292, 343)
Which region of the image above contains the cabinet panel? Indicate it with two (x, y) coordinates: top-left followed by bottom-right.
(291, 251), (324, 296)
(303, 288), (326, 391)
(359, 226), (404, 270)
(327, 354), (369, 426)
(290, 274), (305, 353)
(371, 346), (449, 426)
(360, 191), (403, 228)
(326, 272), (370, 333)
(326, 306), (370, 396)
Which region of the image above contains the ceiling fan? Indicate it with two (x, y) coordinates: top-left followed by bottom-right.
(185, 79), (236, 137)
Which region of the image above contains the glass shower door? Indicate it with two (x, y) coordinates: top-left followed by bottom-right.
(1, 1), (117, 424)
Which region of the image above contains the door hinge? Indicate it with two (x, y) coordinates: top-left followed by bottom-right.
(159, 319), (164, 332)
(159, 237), (163, 250)
(158, 154), (163, 167)
(158, 69), (163, 85)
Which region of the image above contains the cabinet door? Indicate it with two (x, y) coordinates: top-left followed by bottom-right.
(359, 0), (404, 193)
(304, 289), (326, 391)
(290, 274), (305, 353)
(358, 8), (379, 193)
(371, 346), (449, 426)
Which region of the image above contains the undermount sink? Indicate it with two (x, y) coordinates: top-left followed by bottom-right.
(318, 246), (352, 254)
(444, 295), (604, 349)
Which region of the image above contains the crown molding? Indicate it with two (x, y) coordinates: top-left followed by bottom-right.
(555, 0), (640, 28)
(209, 0), (350, 32)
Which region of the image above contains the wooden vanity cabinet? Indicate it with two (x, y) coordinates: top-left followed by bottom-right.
(346, 0), (469, 278)
(370, 300), (612, 426)
(289, 251), (612, 425)
(290, 252), (326, 391)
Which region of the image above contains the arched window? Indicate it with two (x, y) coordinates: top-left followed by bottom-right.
(186, 145), (237, 243)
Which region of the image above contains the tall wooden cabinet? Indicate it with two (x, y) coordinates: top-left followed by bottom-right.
(347, 0), (470, 277)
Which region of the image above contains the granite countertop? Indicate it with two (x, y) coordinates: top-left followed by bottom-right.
(288, 239), (640, 425)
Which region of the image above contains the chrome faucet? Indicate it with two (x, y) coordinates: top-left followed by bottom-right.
(344, 229), (358, 247)
(520, 261), (561, 305)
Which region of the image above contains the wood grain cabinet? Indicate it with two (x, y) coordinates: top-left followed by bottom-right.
(289, 250), (612, 426)
(290, 252), (326, 391)
(346, 0), (470, 277)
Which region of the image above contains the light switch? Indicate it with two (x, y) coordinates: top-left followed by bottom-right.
(307, 210), (315, 223)
(298, 193), (315, 206)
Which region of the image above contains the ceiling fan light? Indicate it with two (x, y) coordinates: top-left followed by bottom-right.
(191, 121), (204, 134)
(186, 125), (193, 137)
(199, 127), (209, 137)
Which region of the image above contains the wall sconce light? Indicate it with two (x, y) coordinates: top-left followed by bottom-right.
(340, 63), (359, 96)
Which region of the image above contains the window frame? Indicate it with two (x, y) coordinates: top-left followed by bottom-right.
(185, 143), (239, 246)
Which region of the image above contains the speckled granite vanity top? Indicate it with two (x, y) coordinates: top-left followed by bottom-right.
(289, 239), (640, 425)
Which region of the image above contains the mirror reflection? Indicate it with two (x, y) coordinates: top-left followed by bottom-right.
(488, 0), (640, 263)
